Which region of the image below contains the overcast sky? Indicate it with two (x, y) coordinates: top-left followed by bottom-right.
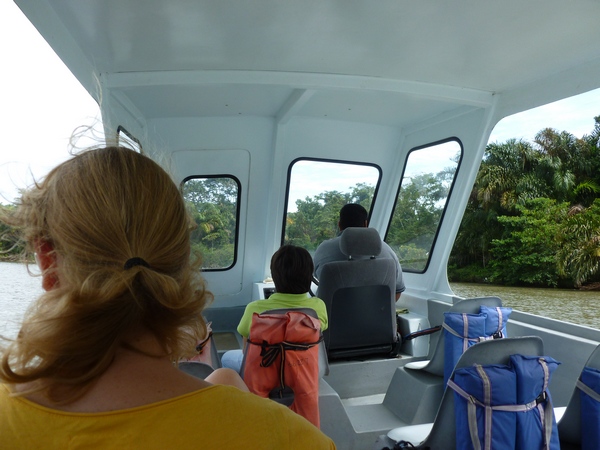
(2, 1), (600, 205)
(0, 1), (100, 204)
(489, 91), (600, 144)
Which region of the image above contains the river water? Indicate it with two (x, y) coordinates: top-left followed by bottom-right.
(450, 282), (600, 330)
(2, 262), (600, 339)
(0, 262), (43, 339)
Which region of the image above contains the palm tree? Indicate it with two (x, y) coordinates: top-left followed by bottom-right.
(556, 201), (600, 287)
(534, 128), (595, 204)
(476, 139), (545, 211)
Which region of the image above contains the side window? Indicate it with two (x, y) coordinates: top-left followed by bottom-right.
(182, 176), (241, 270)
(117, 126), (142, 152)
(385, 139), (462, 272)
(283, 158), (381, 252)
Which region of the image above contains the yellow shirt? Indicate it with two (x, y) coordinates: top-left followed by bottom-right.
(0, 384), (336, 449)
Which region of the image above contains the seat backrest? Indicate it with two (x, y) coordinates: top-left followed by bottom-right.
(417, 336), (544, 449)
(178, 361), (215, 379)
(316, 227), (397, 359)
(557, 343), (600, 445)
(209, 330), (221, 369)
(423, 296), (503, 376)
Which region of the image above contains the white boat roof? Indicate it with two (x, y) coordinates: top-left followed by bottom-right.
(15, 0), (600, 129)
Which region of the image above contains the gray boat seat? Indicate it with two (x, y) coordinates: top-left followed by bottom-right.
(384, 296), (503, 425)
(557, 342), (600, 449)
(178, 361), (215, 379)
(384, 336), (544, 450)
(316, 227), (398, 360)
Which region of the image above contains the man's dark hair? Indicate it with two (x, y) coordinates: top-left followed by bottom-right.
(270, 245), (314, 294)
(339, 203), (368, 230)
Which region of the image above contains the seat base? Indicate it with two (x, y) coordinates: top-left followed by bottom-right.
(383, 366), (444, 425)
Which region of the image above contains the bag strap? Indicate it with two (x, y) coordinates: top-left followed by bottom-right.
(537, 357), (553, 450)
(247, 336), (324, 396)
(442, 320), (493, 348)
(576, 378), (600, 402)
(443, 310), (506, 346)
(247, 337), (324, 367)
(491, 307), (505, 338)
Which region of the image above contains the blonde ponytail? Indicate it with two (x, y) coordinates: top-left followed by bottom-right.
(0, 147), (212, 401)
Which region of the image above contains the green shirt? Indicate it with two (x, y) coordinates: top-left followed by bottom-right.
(237, 292), (328, 338)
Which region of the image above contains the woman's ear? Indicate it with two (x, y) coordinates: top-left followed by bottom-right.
(35, 240), (59, 291)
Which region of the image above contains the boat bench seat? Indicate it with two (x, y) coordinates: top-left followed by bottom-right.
(382, 336), (545, 450)
(318, 378), (408, 449)
(383, 365), (445, 425)
(318, 379), (360, 447)
(558, 342), (600, 448)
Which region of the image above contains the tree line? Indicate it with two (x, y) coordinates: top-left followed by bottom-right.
(2, 116), (599, 289)
(449, 117), (600, 288)
(284, 170), (452, 273)
(287, 117), (600, 288)
(183, 177), (238, 269)
(0, 205), (24, 261)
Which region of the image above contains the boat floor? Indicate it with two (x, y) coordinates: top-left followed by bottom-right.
(319, 353), (424, 449)
(341, 393), (385, 407)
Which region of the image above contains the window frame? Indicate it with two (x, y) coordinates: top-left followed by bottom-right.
(116, 126), (143, 152)
(281, 157), (383, 246)
(384, 137), (463, 273)
(181, 174), (242, 272)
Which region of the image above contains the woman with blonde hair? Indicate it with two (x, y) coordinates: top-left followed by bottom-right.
(0, 146), (335, 449)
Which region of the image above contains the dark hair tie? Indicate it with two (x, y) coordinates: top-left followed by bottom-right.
(124, 257), (150, 270)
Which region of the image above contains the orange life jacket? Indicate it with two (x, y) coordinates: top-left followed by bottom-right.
(243, 311), (322, 428)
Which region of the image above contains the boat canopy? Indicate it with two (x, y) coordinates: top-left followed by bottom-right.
(15, 0), (600, 135)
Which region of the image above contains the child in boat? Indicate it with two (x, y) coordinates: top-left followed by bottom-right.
(221, 244), (328, 372)
(0, 147), (335, 449)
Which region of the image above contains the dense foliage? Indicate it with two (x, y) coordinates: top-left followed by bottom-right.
(449, 116), (600, 288)
(285, 183), (374, 251)
(183, 177), (239, 269)
(2, 117), (599, 287)
(285, 170), (453, 273)
(0, 204), (25, 260)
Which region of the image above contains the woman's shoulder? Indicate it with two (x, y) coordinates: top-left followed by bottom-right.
(0, 383), (335, 449)
(202, 386), (335, 448)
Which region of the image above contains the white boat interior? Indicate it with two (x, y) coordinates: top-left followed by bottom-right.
(14, 1), (600, 448)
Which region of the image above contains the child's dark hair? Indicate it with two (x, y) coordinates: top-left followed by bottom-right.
(270, 245), (313, 294)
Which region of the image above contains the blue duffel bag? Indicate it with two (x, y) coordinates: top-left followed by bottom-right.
(449, 354), (560, 450)
(442, 306), (511, 385)
(577, 366), (600, 450)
